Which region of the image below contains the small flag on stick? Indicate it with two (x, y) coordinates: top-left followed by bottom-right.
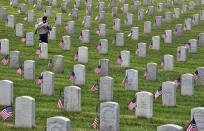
(117, 55), (122, 65)
(128, 98), (136, 110)
(0, 106), (13, 120)
(57, 90), (63, 109)
(94, 65), (102, 74)
(1, 56), (9, 66)
(36, 75), (43, 85)
(48, 59), (52, 68)
(90, 81), (99, 92)
(69, 72), (76, 83)
(155, 86), (162, 99)
(17, 65), (23, 74)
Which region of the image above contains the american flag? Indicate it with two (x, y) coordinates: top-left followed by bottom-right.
(1, 56), (9, 66)
(65, 25), (69, 31)
(59, 40), (64, 49)
(21, 36), (26, 42)
(79, 33), (83, 41)
(16, 65), (23, 74)
(192, 17), (195, 23)
(0, 106), (13, 120)
(194, 70), (200, 80)
(186, 117), (198, 131)
(36, 47), (42, 55)
(57, 91), (63, 109)
(124, 18), (128, 24)
(5, 19), (8, 27)
(173, 13), (176, 18)
(174, 78), (180, 87)
(18, 8), (22, 14)
(128, 98), (137, 110)
(117, 55), (123, 65)
(36, 75), (43, 85)
(184, 24), (187, 31)
(144, 69), (147, 77)
(162, 33), (167, 38)
(122, 75), (128, 84)
(157, 5), (160, 10)
(136, 49), (139, 55)
(112, 22), (116, 30)
(48, 59), (52, 68)
(74, 52), (78, 60)
(174, 28), (178, 35)
(90, 81), (99, 92)
(54, 17), (56, 24)
(96, 29), (100, 35)
(69, 72), (76, 83)
(94, 65), (102, 74)
(161, 58), (165, 67)
(92, 112), (98, 131)
(97, 43), (102, 51)
(185, 43), (191, 48)
(155, 86), (162, 99)
(95, 16), (99, 20)
(24, 16), (27, 21)
(154, 20), (157, 26)
(82, 20), (85, 25)
(177, 50), (181, 58)
(112, 36), (116, 43)
(128, 31), (132, 37)
(149, 42), (153, 49)
(44, 9), (47, 16)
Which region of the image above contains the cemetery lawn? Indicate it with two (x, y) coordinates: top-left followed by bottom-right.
(1, 0), (204, 130)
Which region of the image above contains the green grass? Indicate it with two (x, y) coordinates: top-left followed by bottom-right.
(1, 0), (204, 130)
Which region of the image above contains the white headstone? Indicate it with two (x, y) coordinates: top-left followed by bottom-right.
(100, 76), (114, 101)
(0, 39), (9, 55)
(64, 86), (81, 112)
(163, 55), (174, 71)
(47, 116), (70, 131)
(125, 69), (138, 91)
(99, 59), (109, 76)
(24, 60), (35, 80)
(100, 102), (120, 131)
(191, 107), (204, 131)
(73, 64), (86, 85)
(10, 51), (20, 68)
(196, 67), (204, 86)
(177, 46), (186, 62)
(26, 32), (34, 47)
(0, 80), (13, 106)
(54, 55), (64, 73)
(146, 63), (157, 81)
(144, 21), (151, 34)
(15, 96), (35, 128)
(98, 39), (108, 54)
(78, 46), (88, 63)
(152, 36), (160, 50)
(136, 91), (153, 119)
(16, 23), (24, 37)
(188, 39), (197, 53)
(121, 50), (130, 67)
(49, 27), (56, 40)
(157, 124), (183, 131)
(136, 42), (146, 58)
(162, 81), (176, 106)
(39, 43), (48, 59)
(181, 74), (194, 96)
(62, 35), (71, 50)
(41, 71), (54, 96)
